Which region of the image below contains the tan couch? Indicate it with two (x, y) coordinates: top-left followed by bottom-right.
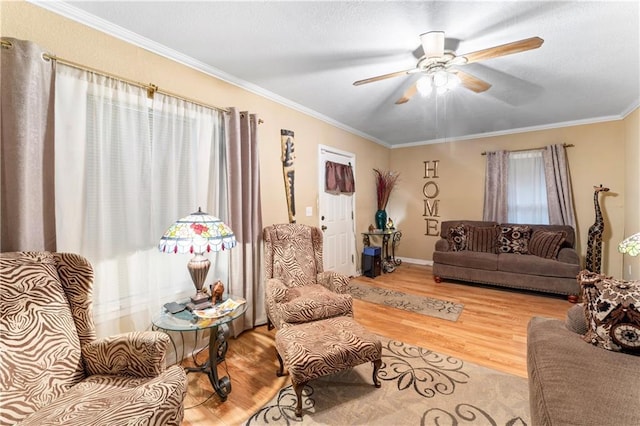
(433, 220), (581, 298)
(527, 305), (640, 425)
(0, 252), (187, 426)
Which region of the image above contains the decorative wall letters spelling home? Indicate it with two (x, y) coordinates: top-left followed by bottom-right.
(423, 160), (440, 236)
(281, 129), (296, 223)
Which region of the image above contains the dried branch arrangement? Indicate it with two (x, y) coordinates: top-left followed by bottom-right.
(374, 168), (400, 210)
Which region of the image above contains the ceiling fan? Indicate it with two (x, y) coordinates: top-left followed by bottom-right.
(353, 31), (544, 104)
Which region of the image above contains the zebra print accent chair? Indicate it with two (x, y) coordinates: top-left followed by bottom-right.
(0, 252), (187, 426)
(263, 224), (353, 329)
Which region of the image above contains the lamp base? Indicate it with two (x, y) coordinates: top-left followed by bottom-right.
(190, 290), (211, 305)
(187, 253), (211, 308)
(186, 300), (213, 312)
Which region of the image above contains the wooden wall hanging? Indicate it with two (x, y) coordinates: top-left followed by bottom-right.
(281, 129), (296, 223)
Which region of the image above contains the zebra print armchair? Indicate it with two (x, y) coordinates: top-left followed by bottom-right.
(263, 223), (353, 329)
(0, 252), (187, 426)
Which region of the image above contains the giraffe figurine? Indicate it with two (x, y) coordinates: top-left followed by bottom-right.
(585, 184), (610, 273)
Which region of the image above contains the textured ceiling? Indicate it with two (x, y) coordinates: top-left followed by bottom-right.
(45, 1), (639, 147)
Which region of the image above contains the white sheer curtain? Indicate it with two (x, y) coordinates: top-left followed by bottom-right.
(55, 64), (228, 336)
(507, 150), (549, 224)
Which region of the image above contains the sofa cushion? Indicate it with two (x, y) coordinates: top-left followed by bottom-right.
(529, 229), (567, 259)
(18, 370), (187, 426)
(446, 224), (467, 251)
(465, 225), (498, 253)
(0, 252), (85, 424)
(498, 253), (580, 278)
(432, 250), (498, 271)
(579, 270), (640, 355)
(498, 225), (532, 254)
(279, 284), (353, 324)
(566, 304), (588, 335)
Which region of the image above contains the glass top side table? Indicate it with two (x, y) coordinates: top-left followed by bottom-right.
(362, 229), (402, 272)
(152, 296), (247, 401)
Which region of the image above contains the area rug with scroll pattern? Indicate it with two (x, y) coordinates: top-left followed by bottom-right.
(244, 337), (529, 425)
(346, 281), (464, 322)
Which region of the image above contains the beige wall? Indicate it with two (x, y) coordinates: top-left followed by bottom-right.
(2, 1), (636, 282)
(623, 108), (640, 280)
(1, 1), (389, 247)
(390, 120), (629, 278)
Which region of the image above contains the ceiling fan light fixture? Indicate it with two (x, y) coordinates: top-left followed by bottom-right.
(433, 70), (449, 87)
(421, 31), (445, 59)
(445, 73), (461, 90)
(416, 76), (433, 96)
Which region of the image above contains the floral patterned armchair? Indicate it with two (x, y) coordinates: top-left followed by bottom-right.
(263, 223), (353, 329)
(0, 252), (187, 426)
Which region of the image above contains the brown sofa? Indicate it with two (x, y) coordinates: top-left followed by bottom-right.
(433, 220), (581, 298)
(527, 305), (640, 425)
(0, 252), (187, 425)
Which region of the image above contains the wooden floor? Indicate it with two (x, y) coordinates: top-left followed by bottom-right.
(181, 263), (571, 425)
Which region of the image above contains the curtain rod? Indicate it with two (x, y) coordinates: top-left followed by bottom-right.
(1, 38), (230, 114)
(481, 143), (574, 156)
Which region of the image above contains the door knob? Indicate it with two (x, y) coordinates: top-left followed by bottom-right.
(321, 225), (327, 231)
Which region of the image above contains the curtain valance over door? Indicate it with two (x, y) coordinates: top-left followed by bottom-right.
(325, 161), (355, 195)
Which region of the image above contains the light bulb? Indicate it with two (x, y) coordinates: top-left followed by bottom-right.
(446, 73), (461, 90)
(433, 71), (449, 87)
(416, 76), (433, 96)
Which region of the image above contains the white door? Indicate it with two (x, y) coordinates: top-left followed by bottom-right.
(318, 145), (356, 276)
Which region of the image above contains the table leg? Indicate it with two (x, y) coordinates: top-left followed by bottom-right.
(392, 231), (403, 266)
(185, 325), (231, 401)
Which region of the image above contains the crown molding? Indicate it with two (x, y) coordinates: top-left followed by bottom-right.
(29, 0), (390, 149)
(392, 113), (632, 149)
(621, 100), (640, 118)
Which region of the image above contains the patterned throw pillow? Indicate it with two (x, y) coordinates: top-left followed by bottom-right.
(498, 225), (532, 254)
(580, 270), (640, 355)
(446, 224), (467, 252)
(466, 225), (498, 253)
(529, 230), (567, 259)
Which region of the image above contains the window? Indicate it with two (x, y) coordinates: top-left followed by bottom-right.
(55, 64), (227, 333)
(507, 151), (549, 224)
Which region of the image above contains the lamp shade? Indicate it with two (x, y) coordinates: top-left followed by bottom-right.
(158, 207), (236, 255)
(618, 232), (640, 257)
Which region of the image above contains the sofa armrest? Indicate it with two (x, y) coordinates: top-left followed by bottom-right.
(82, 331), (168, 377)
(317, 271), (350, 294)
(435, 238), (450, 252)
(527, 316), (640, 426)
(266, 277), (290, 303)
(556, 247), (579, 264)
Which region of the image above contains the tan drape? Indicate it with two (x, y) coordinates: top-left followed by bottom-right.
(543, 144), (577, 228)
(226, 108), (264, 334)
(482, 150), (508, 222)
(0, 38), (56, 252)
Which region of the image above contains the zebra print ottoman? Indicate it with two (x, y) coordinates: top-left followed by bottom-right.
(275, 316), (382, 417)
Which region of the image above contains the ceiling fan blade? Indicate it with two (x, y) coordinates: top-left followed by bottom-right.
(456, 70), (492, 93)
(395, 82), (418, 104)
(461, 36), (544, 64)
(420, 31), (445, 59)
(353, 68), (415, 86)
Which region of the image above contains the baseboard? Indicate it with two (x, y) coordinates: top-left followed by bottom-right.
(398, 257), (433, 266)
